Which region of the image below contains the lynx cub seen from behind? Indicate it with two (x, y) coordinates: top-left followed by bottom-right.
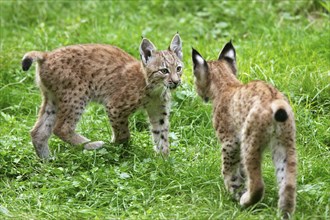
(192, 42), (297, 218)
(22, 34), (183, 159)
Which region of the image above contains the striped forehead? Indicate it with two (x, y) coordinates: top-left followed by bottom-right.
(159, 51), (178, 67)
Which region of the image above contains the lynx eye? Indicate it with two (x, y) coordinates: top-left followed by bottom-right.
(176, 66), (182, 72)
(160, 68), (170, 74)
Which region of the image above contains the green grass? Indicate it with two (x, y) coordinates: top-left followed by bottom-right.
(1, 0), (329, 219)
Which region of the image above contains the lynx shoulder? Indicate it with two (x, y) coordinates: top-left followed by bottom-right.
(23, 34), (183, 159)
(192, 42), (297, 218)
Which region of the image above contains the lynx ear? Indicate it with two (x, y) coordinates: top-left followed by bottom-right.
(192, 48), (208, 82)
(218, 40), (237, 75)
(139, 38), (156, 65)
(169, 33), (183, 60)
(218, 40), (236, 61)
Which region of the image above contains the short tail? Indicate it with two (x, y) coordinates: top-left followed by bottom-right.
(270, 100), (290, 122)
(22, 51), (46, 71)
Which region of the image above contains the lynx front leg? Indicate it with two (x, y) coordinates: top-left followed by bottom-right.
(221, 140), (245, 200)
(271, 136), (297, 218)
(145, 99), (170, 156)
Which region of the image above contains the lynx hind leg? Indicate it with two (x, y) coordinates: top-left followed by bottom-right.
(221, 140), (245, 200)
(239, 138), (265, 208)
(31, 94), (56, 159)
(53, 95), (104, 150)
(239, 110), (274, 207)
(271, 124), (297, 218)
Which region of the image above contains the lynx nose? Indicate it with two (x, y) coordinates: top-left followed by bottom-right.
(168, 79), (181, 89)
(171, 74), (181, 85)
(171, 79), (181, 87)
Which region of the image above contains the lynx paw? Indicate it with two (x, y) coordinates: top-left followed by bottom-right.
(234, 188), (247, 201)
(153, 145), (169, 157)
(33, 142), (51, 159)
(240, 186), (264, 207)
(224, 174), (245, 201)
(240, 191), (251, 207)
(84, 141), (105, 150)
(111, 136), (130, 144)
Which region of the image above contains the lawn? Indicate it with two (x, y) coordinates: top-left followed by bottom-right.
(0, 0), (329, 219)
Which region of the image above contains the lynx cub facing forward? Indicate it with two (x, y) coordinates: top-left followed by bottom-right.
(192, 42), (297, 217)
(22, 34), (183, 159)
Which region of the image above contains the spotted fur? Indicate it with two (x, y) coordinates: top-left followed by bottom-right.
(192, 42), (297, 218)
(22, 34), (183, 159)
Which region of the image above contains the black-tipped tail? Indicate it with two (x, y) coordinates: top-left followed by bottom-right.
(274, 108), (288, 122)
(22, 57), (33, 71)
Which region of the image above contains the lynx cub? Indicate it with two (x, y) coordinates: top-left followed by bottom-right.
(22, 34), (183, 159)
(192, 42), (297, 217)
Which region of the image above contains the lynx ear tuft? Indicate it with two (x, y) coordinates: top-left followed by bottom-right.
(139, 38), (156, 65)
(169, 33), (183, 60)
(218, 40), (236, 61)
(192, 48), (208, 81)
